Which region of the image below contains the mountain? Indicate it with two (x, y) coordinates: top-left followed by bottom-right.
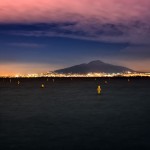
(54, 60), (133, 74)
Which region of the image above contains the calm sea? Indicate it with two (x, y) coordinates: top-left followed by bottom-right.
(0, 78), (150, 150)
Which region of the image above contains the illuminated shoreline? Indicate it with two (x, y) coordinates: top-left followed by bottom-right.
(0, 72), (150, 78)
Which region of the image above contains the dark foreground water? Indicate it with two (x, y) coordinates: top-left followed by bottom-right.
(0, 78), (150, 150)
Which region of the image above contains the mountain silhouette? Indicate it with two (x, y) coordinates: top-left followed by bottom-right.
(54, 60), (133, 74)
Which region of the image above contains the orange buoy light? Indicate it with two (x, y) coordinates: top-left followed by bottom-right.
(41, 84), (45, 88)
(97, 85), (101, 95)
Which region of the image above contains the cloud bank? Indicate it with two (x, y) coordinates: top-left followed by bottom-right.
(0, 0), (150, 23)
(0, 0), (150, 44)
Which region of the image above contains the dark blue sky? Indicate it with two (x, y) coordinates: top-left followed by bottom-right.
(0, 23), (149, 75)
(0, 24), (129, 64)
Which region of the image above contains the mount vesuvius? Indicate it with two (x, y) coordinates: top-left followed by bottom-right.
(54, 60), (133, 74)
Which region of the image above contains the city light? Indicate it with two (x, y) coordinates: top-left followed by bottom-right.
(0, 72), (150, 78)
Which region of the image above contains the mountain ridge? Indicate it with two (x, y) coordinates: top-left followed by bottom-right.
(54, 60), (133, 74)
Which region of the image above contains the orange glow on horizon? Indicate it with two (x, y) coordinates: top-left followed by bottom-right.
(0, 63), (62, 76)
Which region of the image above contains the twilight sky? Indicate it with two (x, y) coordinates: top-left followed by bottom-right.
(0, 0), (150, 75)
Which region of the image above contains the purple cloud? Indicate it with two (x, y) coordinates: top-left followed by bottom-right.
(0, 0), (150, 44)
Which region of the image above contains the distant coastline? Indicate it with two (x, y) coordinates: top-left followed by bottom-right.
(0, 72), (150, 78)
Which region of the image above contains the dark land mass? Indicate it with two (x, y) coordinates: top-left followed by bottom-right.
(55, 60), (134, 74)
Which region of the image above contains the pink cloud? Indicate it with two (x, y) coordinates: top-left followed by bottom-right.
(0, 0), (149, 23)
(0, 0), (150, 44)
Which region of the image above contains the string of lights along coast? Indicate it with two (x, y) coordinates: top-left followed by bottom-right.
(0, 72), (150, 78)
